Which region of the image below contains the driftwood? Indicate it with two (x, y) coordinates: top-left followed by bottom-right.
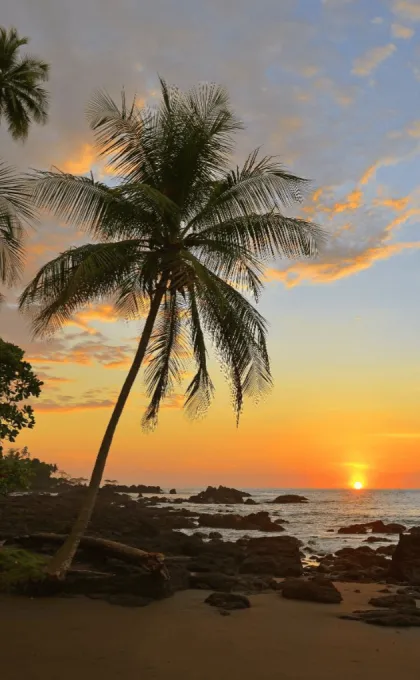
(13, 533), (169, 577)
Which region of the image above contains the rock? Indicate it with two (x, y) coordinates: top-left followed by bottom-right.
(205, 592), (250, 610)
(194, 531), (208, 539)
(281, 578), (342, 604)
(270, 495), (308, 504)
(364, 536), (389, 543)
(369, 594), (416, 609)
(208, 532), (222, 540)
(190, 572), (238, 592)
(396, 587), (420, 599)
(390, 533), (420, 585)
(169, 489), (177, 494)
(376, 545), (395, 556)
(317, 547), (390, 583)
(338, 520), (406, 535)
(244, 498), (257, 505)
(240, 536), (302, 577)
(327, 529), (335, 533)
(102, 484), (163, 494)
(341, 608), (420, 627)
(188, 486), (251, 504)
(197, 511), (283, 533)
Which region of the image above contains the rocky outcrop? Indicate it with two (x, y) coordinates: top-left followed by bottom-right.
(102, 484), (163, 494)
(341, 608), (420, 627)
(317, 546), (391, 582)
(338, 520), (406, 535)
(369, 594), (416, 609)
(239, 536), (302, 577)
(244, 498), (257, 505)
(281, 577), (342, 603)
(205, 592), (250, 610)
(188, 486), (251, 504)
(197, 511), (284, 533)
(270, 494), (308, 504)
(169, 489), (177, 494)
(390, 533), (420, 584)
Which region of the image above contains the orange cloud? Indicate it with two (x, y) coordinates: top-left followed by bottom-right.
(391, 23), (415, 38)
(36, 399), (114, 413)
(373, 196), (410, 211)
(62, 144), (96, 174)
(266, 241), (420, 287)
(332, 188), (363, 213)
(392, 1), (420, 22)
(352, 44), (396, 77)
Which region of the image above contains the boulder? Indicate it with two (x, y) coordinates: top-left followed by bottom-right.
(390, 533), (420, 585)
(318, 546), (390, 582)
(270, 495), (308, 504)
(376, 545), (395, 556)
(281, 578), (342, 604)
(190, 572), (238, 592)
(208, 532), (222, 540)
(244, 498), (257, 505)
(205, 592), (250, 610)
(369, 594), (416, 609)
(169, 489), (177, 495)
(197, 511), (283, 533)
(239, 536), (302, 577)
(338, 520), (405, 535)
(188, 486), (251, 504)
(341, 608), (420, 627)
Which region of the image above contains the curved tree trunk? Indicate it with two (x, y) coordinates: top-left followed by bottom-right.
(45, 287), (165, 578)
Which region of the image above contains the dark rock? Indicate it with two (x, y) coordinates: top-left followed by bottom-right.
(188, 486), (251, 504)
(102, 484), (163, 494)
(240, 536), (302, 577)
(282, 577), (342, 604)
(190, 572), (238, 592)
(390, 533), (420, 585)
(208, 532), (222, 540)
(270, 495), (308, 504)
(364, 536), (388, 543)
(341, 608), (420, 627)
(396, 587), (420, 599)
(327, 529), (335, 533)
(244, 498), (257, 505)
(169, 489), (177, 494)
(317, 546), (390, 583)
(369, 594), (416, 609)
(205, 592), (250, 610)
(194, 531), (208, 539)
(197, 511), (282, 533)
(376, 545), (395, 556)
(338, 520), (405, 535)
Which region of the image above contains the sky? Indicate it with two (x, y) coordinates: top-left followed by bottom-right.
(2, 0), (420, 489)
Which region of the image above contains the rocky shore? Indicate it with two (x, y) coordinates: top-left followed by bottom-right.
(1, 486), (420, 625)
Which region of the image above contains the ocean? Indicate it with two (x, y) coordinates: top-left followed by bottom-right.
(143, 488), (420, 556)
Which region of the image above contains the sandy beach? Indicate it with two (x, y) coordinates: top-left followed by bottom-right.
(1, 583), (419, 680)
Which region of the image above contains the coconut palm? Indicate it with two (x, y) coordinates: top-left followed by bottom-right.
(0, 161), (35, 302)
(20, 80), (324, 577)
(0, 25), (49, 140)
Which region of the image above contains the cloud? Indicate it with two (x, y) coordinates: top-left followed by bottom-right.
(371, 17), (384, 24)
(62, 144), (96, 174)
(332, 188), (363, 213)
(266, 241), (420, 287)
(65, 304), (122, 334)
(407, 121), (420, 137)
(391, 23), (415, 38)
(352, 44), (396, 77)
(36, 399), (114, 413)
(373, 196), (410, 211)
(391, 1), (420, 22)
(35, 372), (74, 384)
(28, 339), (134, 369)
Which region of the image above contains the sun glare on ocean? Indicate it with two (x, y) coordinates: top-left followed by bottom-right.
(353, 481), (363, 490)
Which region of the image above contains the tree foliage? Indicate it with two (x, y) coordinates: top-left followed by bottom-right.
(0, 446), (33, 495)
(0, 338), (43, 452)
(0, 25), (49, 141)
(21, 79), (325, 427)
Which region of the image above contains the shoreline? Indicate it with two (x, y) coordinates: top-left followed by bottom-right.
(1, 584), (419, 680)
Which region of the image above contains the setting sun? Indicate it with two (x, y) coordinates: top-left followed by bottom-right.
(353, 481), (363, 490)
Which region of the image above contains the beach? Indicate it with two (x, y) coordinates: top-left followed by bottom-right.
(1, 584), (419, 680)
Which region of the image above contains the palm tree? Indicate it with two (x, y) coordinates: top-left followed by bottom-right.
(20, 80), (324, 577)
(0, 161), (35, 302)
(0, 26), (49, 140)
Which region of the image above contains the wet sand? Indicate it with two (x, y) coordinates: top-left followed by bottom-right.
(1, 583), (419, 680)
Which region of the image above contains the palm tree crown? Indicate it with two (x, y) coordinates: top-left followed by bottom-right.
(0, 26), (49, 140)
(21, 80), (324, 427)
(0, 160), (35, 302)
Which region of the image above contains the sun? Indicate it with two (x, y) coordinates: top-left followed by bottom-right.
(353, 481), (363, 490)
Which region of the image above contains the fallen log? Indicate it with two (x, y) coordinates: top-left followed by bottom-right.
(12, 533), (169, 577)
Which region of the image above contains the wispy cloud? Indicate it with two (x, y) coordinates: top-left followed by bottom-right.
(352, 44), (396, 77)
(36, 399), (114, 413)
(392, 1), (420, 22)
(391, 23), (415, 38)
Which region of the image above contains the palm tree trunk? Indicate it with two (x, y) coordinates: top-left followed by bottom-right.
(45, 287), (165, 578)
